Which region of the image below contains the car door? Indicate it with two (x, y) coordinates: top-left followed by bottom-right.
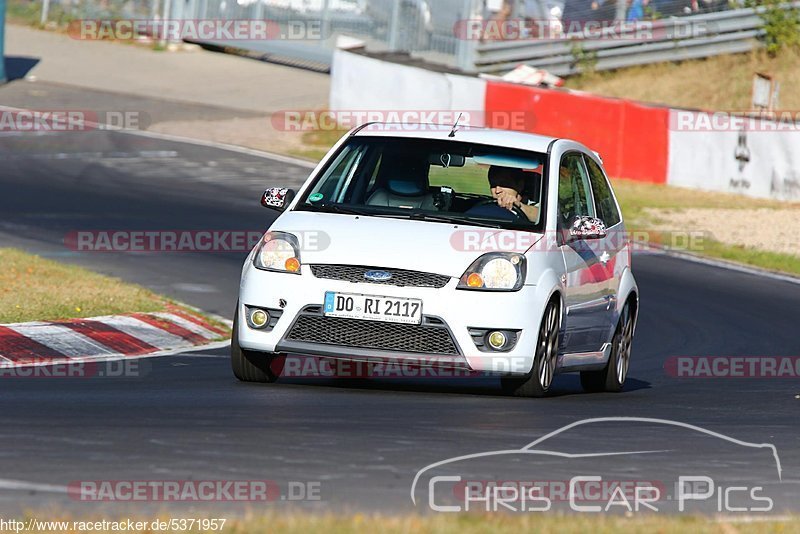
(584, 153), (625, 340)
(556, 152), (608, 352)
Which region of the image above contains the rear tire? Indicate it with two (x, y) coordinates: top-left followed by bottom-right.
(580, 300), (635, 393)
(231, 309), (283, 383)
(501, 299), (560, 398)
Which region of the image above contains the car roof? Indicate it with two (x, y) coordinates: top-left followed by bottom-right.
(351, 123), (559, 154)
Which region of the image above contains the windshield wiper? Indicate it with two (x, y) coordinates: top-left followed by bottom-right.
(408, 212), (503, 229)
(298, 203), (373, 216)
(299, 204), (513, 229)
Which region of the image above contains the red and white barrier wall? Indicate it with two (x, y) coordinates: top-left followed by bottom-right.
(483, 82), (669, 184)
(330, 49), (799, 200)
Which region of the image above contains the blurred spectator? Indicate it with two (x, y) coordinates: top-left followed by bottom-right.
(627, 0), (649, 20)
(524, 0), (545, 18)
(482, 0), (514, 41)
(694, 0), (728, 13)
(562, 0), (595, 23)
(655, 0), (726, 16)
(494, 0), (514, 24)
(592, 0), (617, 21)
(562, 0), (616, 28)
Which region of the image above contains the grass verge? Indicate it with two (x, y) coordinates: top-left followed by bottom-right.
(0, 248), (228, 332)
(6, 3), (169, 51)
(564, 49), (800, 111)
(612, 179), (800, 276)
(287, 128), (348, 161)
(228, 514), (797, 533)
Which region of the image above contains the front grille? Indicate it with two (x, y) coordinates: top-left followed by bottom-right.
(285, 315), (459, 355)
(310, 264), (450, 289)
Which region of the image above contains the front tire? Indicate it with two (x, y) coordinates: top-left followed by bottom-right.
(231, 311), (283, 383)
(501, 299), (560, 398)
(581, 300), (635, 393)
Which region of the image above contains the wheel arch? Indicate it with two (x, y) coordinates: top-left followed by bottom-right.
(531, 267), (565, 332)
(616, 267), (639, 332)
(513, 272), (564, 377)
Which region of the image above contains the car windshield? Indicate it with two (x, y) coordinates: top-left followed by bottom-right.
(295, 137), (547, 231)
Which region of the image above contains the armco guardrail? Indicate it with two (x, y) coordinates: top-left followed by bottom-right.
(471, 5), (791, 75)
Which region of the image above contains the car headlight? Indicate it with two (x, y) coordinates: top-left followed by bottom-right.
(457, 253), (526, 291)
(253, 232), (301, 274)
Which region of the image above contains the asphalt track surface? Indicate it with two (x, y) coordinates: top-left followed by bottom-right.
(1, 114), (799, 516)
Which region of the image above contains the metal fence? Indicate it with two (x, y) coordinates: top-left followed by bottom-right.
(33, 0), (788, 73)
(473, 5), (776, 74)
(181, 0), (483, 69)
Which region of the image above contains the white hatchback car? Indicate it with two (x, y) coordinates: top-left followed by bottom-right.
(232, 123), (639, 397)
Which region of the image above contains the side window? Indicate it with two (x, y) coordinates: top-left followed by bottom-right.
(557, 153), (595, 227)
(308, 145), (366, 203)
(584, 156), (621, 227)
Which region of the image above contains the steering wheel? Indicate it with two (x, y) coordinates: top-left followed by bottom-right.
(470, 199), (527, 221)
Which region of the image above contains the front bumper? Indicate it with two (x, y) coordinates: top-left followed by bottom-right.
(237, 262), (547, 374)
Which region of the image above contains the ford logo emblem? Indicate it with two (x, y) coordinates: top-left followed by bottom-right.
(364, 270), (393, 282)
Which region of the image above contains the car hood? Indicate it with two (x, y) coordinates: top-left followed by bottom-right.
(271, 211), (543, 278)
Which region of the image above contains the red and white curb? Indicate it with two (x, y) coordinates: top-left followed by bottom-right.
(0, 308), (230, 368)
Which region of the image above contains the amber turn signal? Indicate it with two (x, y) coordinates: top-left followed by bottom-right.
(284, 257), (301, 273)
(466, 272), (484, 288)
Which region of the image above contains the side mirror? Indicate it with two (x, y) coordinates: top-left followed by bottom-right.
(569, 215), (607, 241)
(261, 187), (296, 212)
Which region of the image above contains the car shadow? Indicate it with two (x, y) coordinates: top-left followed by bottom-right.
(270, 372), (652, 398)
(2, 56), (40, 82)
(547, 375), (651, 397)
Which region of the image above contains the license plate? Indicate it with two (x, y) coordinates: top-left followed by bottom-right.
(324, 292), (423, 325)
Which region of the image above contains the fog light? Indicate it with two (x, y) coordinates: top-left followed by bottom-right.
(487, 331), (507, 350)
(250, 309), (269, 329)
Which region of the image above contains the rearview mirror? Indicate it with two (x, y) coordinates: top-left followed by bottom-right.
(429, 153), (465, 168)
(261, 187), (296, 212)
(569, 216), (607, 240)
